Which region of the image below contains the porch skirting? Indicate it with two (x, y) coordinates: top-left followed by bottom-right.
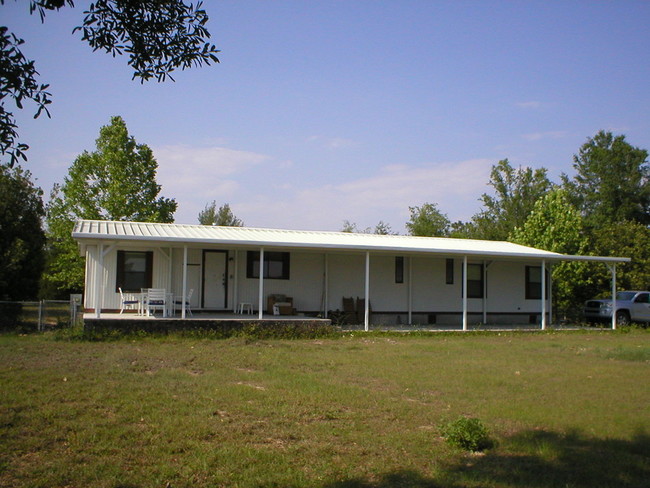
(83, 316), (334, 336)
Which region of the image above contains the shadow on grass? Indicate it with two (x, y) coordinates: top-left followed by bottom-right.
(319, 428), (650, 488)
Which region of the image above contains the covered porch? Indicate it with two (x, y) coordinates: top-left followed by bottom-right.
(74, 220), (630, 331)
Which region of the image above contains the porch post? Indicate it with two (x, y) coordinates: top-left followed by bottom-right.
(258, 248), (265, 319)
(95, 243), (104, 319)
(541, 259), (546, 330)
(364, 251), (370, 331)
(408, 256), (413, 325)
(169, 247), (173, 296)
(232, 250), (239, 313)
(482, 260), (487, 325)
(324, 254), (329, 318)
(548, 264), (553, 326)
(462, 256), (468, 331)
(182, 245), (188, 319)
(610, 263), (617, 330)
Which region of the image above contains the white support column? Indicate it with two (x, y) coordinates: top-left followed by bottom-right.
(610, 263), (617, 330)
(168, 247), (173, 296)
(324, 254), (329, 318)
(482, 260), (487, 325)
(462, 256), (468, 331)
(408, 257), (413, 325)
(541, 259), (547, 330)
(258, 248), (265, 319)
(232, 250), (239, 313)
(548, 264), (553, 326)
(364, 251), (370, 331)
(182, 245), (188, 319)
(95, 243), (104, 319)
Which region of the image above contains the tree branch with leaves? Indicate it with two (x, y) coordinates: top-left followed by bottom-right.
(1, 0), (219, 166)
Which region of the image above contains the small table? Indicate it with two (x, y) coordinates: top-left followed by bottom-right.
(238, 302), (253, 315)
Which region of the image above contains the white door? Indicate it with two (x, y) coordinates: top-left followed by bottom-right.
(203, 251), (228, 309)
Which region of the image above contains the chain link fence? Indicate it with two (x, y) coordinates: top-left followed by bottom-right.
(0, 295), (82, 332)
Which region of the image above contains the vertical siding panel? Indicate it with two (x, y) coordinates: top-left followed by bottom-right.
(368, 255), (409, 312)
(327, 254), (365, 311)
(84, 246), (97, 309)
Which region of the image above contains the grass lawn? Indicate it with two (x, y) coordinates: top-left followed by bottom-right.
(1, 329), (648, 487)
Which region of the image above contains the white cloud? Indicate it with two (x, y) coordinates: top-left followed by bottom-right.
(522, 131), (567, 141)
(517, 101), (542, 109)
(237, 159), (493, 232)
(153, 144), (270, 223)
(155, 144), (268, 176)
(307, 135), (357, 150)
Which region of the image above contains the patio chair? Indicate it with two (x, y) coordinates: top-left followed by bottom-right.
(119, 287), (139, 314)
(174, 289), (194, 316)
(146, 288), (167, 317)
(341, 296), (356, 324)
(356, 297), (372, 324)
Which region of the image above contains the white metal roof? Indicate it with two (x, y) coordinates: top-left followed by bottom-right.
(72, 220), (629, 263)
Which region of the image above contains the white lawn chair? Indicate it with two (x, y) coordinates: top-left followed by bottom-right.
(146, 288), (167, 317)
(119, 287), (139, 314)
(174, 289), (194, 316)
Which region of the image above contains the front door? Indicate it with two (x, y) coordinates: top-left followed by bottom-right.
(202, 251), (228, 309)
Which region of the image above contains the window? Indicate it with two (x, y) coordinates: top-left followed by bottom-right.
(246, 251), (290, 280)
(116, 251), (152, 292)
(446, 258), (454, 285)
(525, 266), (549, 300)
(395, 257), (404, 284)
(462, 263), (484, 299)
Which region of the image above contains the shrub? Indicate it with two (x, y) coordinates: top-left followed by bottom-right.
(442, 416), (493, 452)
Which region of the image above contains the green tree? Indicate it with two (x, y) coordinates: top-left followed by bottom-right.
(510, 188), (594, 318)
(341, 220), (396, 234)
(406, 203), (450, 237)
(341, 220), (364, 233)
(43, 115), (177, 296)
(0, 165), (45, 299)
(561, 131), (650, 227)
(373, 221), (396, 235)
(590, 220), (650, 294)
(198, 202), (243, 227)
(470, 159), (552, 241)
(1, 0), (219, 166)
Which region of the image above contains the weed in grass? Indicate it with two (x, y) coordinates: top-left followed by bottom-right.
(442, 416), (493, 452)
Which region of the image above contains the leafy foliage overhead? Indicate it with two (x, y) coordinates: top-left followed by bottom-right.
(0, 25), (52, 166)
(74, 0), (220, 82)
(1, 0), (219, 166)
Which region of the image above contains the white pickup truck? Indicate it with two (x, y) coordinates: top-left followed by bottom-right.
(584, 290), (650, 326)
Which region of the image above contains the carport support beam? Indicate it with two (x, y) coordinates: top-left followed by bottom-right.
(182, 245), (188, 319)
(610, 263), (617, 330)
(408, 257), (413, 325)
(364, 251), (370, 331)
(462, 256), (468, 331)
(324, 254), (329, 318)
(541, 259), (546, 330)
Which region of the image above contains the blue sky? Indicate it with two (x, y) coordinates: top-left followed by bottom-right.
(5, 1), (650, 232)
